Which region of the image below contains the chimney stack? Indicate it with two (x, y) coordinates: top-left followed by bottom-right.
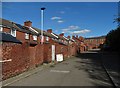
(59, 33), (64, 37)
(76, 35), (78, 38)
(72, 35), (75, 40)
(79, 36), (84, 41)
(47, 29), (52, 33)
(24, 21), (32, 27)
(67, 36), (70, 39)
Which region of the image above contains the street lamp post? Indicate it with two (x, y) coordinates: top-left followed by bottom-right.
(118, 1), (120, 27)
(41, 7), (46, 44)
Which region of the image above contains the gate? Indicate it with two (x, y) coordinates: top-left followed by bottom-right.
(52, 45), (55, 61)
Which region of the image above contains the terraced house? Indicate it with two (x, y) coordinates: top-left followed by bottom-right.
(84, 36), (106, 50)
(0, 18), (85, 80)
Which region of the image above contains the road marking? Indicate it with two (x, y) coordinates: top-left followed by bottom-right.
(50, 70), (70, 73)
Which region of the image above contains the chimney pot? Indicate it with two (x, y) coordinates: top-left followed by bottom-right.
(79, 36), (84, 41)
(67, 36), (70, 39)
(47, 29), (52, 33)
(24, 20), (32, 27)
(72, 35), (75, 39)
(76, 35), (78, 38)
(59, 33), (64, 37)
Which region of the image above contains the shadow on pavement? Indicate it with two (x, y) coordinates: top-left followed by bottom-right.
(75, 50), (114, 87)
(100, 52), (120, 87)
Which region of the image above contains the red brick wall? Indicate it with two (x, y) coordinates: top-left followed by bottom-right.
(37, 36), (40, 44)
(43, 43), (52, 63)
(80, 46), (85, 53)
(62, 45), (68, 59)
(35, 44), (44, 66)
(55, 43), (69, 60)
(70, 43), (78, 56)
(2, 42), (30, 80)
(55, 43), (62, 55)
(2, 42), (44, 80)
(29, 46), (36, 68)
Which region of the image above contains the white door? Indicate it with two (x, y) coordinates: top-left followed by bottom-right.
(52, 45), (55, 61)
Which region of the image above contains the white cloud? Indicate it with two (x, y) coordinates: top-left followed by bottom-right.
(62, 25), (80, 32)
(57, 20), (64, 23)
(51, 16), (61, 20)
(68, 25), (79, 30)
(71, 29), (91, 34)
(62, 25), (91, 35)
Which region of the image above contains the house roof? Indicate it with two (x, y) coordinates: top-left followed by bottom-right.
(0, 32), (22, 44)
(59, 36), (65, 40)
(0, 18), (13, 28)
(51, 33), (60, 39)
(44, 32), (57, 38)
(53, 39), (67, 45)
(70, 38), (75, 42)
(85, 36), (106, 40)
(63, 36), (69, 41)
(32, 27), (56, 38)
(0, 18), (37, 35)
(0, 18), (71, 40)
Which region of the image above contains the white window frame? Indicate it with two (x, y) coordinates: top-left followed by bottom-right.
(11, 29), (16, 37)
(46, 36), (49, 41)
(0, 26), (3, 31)
(25, 33), (29, 39)
(41, 35), (44, 42)
(33, 35), (37, 41)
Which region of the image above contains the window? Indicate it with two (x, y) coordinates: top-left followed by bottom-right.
(0, 27), (3, 31)
(25, 33), (29, 39)
(52, 38), (55, 40)
(46, 36), (49, 41)
(96, 39), (98, 42)
(41, 35), (44, 42)
(11, 29), (16, 37)
(33, 35), (37, 41)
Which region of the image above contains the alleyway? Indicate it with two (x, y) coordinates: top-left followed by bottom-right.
(3, 50), (119, 87)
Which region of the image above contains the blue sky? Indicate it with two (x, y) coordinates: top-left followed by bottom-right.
(2, 2), (118, 37)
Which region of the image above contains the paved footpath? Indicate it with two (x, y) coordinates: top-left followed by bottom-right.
(100, 52), (120, 88)
(2, 51), (115, 87)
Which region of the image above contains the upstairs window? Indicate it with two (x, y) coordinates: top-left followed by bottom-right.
(25, 33), (29, 39)
(11, 29), (16, 37)
(0, 27), (3, 31)
(40, 35), (44, 43)
(52, 38), (54, 40)
(46, 36), (49, 41)
(33, 35), (37, 41)
(59, 39), (62, 42)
